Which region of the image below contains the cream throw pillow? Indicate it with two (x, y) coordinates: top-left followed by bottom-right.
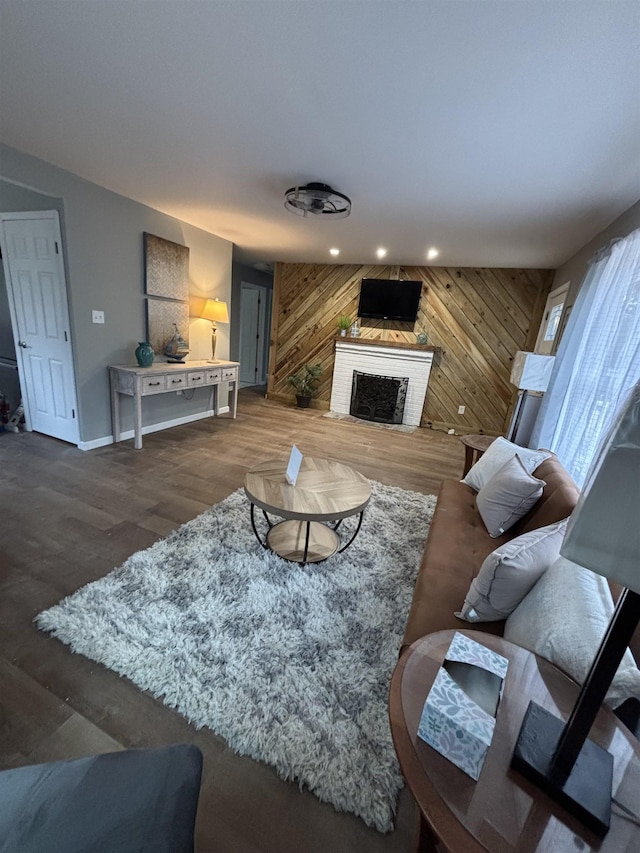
(462, 436), (550, 492)
(476, 454), (545, 538)
(504, 556), (640, 708)
(457, 518), (568, 622)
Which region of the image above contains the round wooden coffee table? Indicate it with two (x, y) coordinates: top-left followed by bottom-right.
(389, 630), (640, 853)
(244, 456), (371, 563)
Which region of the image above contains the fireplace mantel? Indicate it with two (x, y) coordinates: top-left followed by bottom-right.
(330, 339), (435, 427)
(334, 335), (440, 354)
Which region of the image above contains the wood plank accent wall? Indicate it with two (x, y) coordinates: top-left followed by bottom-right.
(267, 263), (554, 434)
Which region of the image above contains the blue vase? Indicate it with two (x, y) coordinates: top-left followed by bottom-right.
(135, 341), (154, 367)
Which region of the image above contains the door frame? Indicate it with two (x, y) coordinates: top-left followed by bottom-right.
(240, 282), (271, 387)
(0, 209), (80, 443)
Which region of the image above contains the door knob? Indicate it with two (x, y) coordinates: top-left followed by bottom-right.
(18, 341), (31, 348)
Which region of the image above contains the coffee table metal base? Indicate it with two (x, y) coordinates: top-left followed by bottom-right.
(249, 504), (365, 564)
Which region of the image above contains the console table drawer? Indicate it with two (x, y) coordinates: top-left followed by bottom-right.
(166, 373), (187, 389)
(142, 376), (166, 395)
(187, 370), (206, 387)
(223, 367), (238, 382)
(206, 368), (222, 383)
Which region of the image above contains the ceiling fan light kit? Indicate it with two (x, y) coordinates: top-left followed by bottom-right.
(284, 182), (351, 219)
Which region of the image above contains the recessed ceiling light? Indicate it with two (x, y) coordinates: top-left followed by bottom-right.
(427, 248), (439, 260)
(329, 247), (340, 256)
(376, 247), (387, 259)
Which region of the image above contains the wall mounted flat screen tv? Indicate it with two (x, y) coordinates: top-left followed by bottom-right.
(357, 279), (422, 322)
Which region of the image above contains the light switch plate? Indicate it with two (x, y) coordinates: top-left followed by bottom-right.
(92, 310), (105, 324)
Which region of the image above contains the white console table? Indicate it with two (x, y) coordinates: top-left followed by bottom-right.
(109, 359), (239, 449)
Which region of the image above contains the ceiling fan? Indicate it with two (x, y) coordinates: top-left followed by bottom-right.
(284, 182), (351, 219)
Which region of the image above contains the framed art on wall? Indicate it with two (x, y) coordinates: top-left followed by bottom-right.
(143, 232), (190, 357)
(144, 233), (189, 301)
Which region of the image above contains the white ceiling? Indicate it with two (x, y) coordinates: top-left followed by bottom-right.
(1, 1), (639, 269)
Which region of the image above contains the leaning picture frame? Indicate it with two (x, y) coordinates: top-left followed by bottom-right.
(146, 300), (190, 356)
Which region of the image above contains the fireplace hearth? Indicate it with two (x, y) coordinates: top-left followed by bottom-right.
(350, 370), (409, 425)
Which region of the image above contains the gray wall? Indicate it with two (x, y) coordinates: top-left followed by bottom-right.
(553, 198), (640, 308)
(230, 259), (273, 364)
(1, 144), (233, 445)
(0, 265), (16, 361)
(0, 261), (21, 414)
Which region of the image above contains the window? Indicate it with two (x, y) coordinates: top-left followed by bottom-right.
(531, 229), (640, 486)
(543, 303), (563, 341)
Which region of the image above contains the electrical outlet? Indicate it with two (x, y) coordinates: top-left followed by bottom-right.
(448, 428), (455, 434)
(92, 310), (105, 324)
(176, 389), (182, 395)
(458, 405), (466, 415)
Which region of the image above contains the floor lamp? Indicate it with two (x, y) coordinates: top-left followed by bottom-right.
(200, 299), (229, 362)
(511, 379), (640, 835)
(508, 352), (555, 443)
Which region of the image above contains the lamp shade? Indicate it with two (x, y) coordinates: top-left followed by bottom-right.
(561, 380), (640, 593)
(510, 352), (555, 391)
(200, 299), (229, 324)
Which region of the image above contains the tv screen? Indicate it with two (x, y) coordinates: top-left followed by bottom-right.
(357, 279), (422, 322)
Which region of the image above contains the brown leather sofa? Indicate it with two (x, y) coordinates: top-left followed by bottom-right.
(402, 454), (640, 667)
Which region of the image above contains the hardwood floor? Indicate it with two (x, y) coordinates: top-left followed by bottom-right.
(0, 388), (464, 853)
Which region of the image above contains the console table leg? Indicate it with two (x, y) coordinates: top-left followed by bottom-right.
(134, 391), (142, 450)
(109, 371), (121, 445)
(230, 380), (238, 418)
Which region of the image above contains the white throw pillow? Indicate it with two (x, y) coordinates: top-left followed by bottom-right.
(504, 556), (640, 707)
(457, 518), (568, 622)
(462, 436), (551, 492)
(476, 454), (545, 538)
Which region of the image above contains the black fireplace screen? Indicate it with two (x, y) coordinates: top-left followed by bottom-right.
(350, 371), (409, 425)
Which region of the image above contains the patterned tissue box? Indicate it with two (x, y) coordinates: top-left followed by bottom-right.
(418, 632), (509, 781)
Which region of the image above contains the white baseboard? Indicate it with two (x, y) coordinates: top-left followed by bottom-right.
(78, 407), (230, 451)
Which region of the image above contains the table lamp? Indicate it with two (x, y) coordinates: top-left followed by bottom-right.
(510, 351), (556, 392)
(200, 299), (229, 362)
(511, 379), (640, 835)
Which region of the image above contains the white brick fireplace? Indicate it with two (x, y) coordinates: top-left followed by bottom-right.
(330, 340), (434, 427)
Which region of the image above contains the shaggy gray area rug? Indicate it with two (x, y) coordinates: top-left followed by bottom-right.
(37, 481), (436, 832)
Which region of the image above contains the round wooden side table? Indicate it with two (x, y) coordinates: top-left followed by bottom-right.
(389, 630), (640, 853)
(460, 435), (498, 476)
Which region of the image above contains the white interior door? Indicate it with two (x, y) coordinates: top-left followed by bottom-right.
(0, 212), (79, 444)
(240, 283), (265, 387)
(535, 282), (569, 355)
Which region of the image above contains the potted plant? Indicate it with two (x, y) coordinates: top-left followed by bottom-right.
(287, 363), (322, 408)
(337, 315), (352, 336)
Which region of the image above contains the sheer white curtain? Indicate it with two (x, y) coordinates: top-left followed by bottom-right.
(530, 227), (640, 487)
